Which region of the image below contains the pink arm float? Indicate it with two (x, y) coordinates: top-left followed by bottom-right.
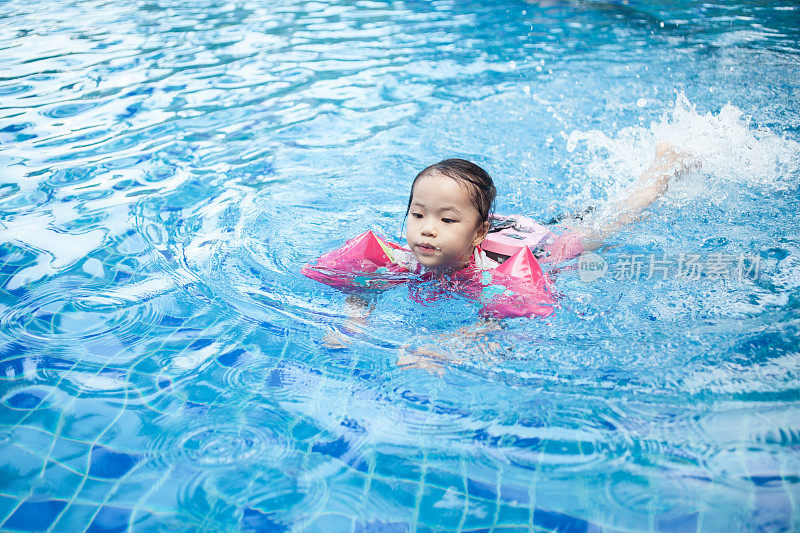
(303, 229), (559, 318)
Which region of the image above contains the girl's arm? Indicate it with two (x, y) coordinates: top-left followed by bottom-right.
(322, 295), (373, 348)
(396, 320), (502, 373)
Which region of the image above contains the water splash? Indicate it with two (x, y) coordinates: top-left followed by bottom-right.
(565, 92), (800, 209)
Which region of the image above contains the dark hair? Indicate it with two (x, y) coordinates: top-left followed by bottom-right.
(406, 158), (496, 225)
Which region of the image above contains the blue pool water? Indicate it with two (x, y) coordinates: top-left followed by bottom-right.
(2, 0), (800, 530)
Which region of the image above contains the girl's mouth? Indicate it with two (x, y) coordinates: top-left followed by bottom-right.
(416, 243), (438, 254)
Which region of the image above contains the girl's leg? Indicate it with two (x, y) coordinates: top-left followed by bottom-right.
(553, 142), (697, 253)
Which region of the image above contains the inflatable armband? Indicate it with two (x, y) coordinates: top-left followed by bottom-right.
(303, 229), (559, 318)
(479, 246), (556, 318)
(301, 231), (411, 290)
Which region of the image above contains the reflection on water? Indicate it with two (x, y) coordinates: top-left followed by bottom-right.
(1, 0), (799, 530)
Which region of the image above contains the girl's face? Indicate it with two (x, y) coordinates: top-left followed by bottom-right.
(406, 172), (488, 270)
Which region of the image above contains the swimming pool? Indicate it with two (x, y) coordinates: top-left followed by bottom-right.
(1, 0), (799, 530)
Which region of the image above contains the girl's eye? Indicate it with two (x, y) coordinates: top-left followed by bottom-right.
(442, 218), (456, 224)
(411, 213), (423, 219)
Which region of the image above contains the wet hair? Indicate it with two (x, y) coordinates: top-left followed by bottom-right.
(406, 158), (496, 226)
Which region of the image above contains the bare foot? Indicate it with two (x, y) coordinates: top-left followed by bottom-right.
(654, 141), (700, 171)
(654, 141), (675, 159)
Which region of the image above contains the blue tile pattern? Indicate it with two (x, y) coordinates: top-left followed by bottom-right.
(4, 499), (67, 532)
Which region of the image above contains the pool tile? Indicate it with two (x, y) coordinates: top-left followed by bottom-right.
(417, 526), (448, 533)
(460, 496), (496, 531)
(291, 418), (323, 442)
(3, 407), (63, 435)
(532, 507), (598, 532)
(417, 485), (465, 530)
(304, 513), (353, 533)
(86, 505), (132, 533)
(217, 348), (248, 367)
(9, 425), (56, 457)
(496, 504), (530, 527)
(312, 436), (368, 472)
(203, 501), (248, 531)
(0, 408), (26, 427)
(2, 498), (67, 532)
(179, 473), (243, 527)
(466, 477), (497, 502)
(0, 444), (45, 493)
(157, 314), (187, 328)
(0, 341), (27, 362)
(89, 445), (140, 479)
(499, 484), (530, 507)
(61, 402), (121, 441)
(303, 473), (364, 519)
(181, 379), (225, 405)
(353, 519), (411, 532)
(0, 346), (30, 371)
(123, 509), (177, 530)
(4, 388), (47, 410)
(182, 401), (209, 416)
(38, 460), (86, 500)
(370, 478), (418, 512)
(143, 468), (193, 511)
(751, 487), (793, 532)
(424, 466), (467, 494)
(87, 475), (162, 508)
(49, 503), (98, 532)
(655, 510), (698, 533)
(84, 337), (133, 361)
(0, 494), (19, 525)
(240, 507), (287, 532)
(73, 478), (117, 505)
(49, 437), (93, 473)
(373, 451), (424, 482)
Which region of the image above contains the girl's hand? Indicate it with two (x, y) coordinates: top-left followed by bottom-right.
(396, 347), (447, 375)
(395, 320), (501, 373)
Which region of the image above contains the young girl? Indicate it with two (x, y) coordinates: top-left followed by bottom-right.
(305, 143), (694, 353)
(404, 142), (693, 270)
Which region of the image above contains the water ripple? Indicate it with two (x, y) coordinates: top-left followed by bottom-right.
(0, 284), (164, 346)
(146, 408), (297, 473)
(178, 425), (275, 467)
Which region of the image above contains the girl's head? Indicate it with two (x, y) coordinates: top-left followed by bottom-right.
(405, 159), (496, 270)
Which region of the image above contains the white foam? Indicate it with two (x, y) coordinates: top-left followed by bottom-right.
(565, 92), (800, 212)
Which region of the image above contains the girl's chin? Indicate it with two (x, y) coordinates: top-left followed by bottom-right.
(415, 257), (464, 271)
(415, 256), (445, 268)
(416, 256), (440, 266)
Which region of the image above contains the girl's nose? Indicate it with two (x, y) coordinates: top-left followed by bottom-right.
(421, 222), (436, 237)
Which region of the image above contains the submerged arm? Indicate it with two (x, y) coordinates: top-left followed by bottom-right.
(396, 320), (503, 373)
(322, 295), (374, 348)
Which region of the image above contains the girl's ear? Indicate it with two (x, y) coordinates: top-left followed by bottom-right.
(473, 220), (490, 246)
